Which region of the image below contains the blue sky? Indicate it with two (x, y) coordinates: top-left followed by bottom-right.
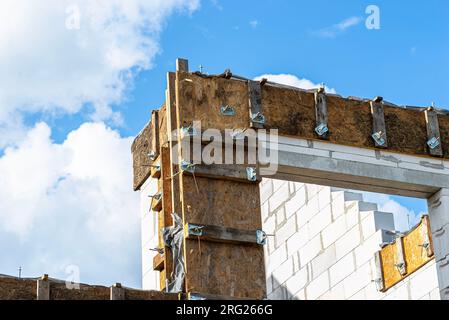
(0, 0), (447, 288)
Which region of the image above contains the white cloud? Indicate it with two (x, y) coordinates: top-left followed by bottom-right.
(0, 0), (199, 146)
(0, 122), (141, 286)
(254, 74), (336, 94)
(313, 16), (363, 38)
(249, 20), (259, 28)
(362, 192), (424, 232)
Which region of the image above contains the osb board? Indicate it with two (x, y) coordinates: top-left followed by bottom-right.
(184, 240), (265, 299)
(125, 288), (178, 300)
(174, 73), (449, 159)
(176, 72), (250, 130)
(0, 277), (36, 300)
(379, 217), (434, 291)
(131, 120), (153, 191)
(49, 282), (110, 300)
(180, 175), (265, 298)
(181, 176), (262, 229)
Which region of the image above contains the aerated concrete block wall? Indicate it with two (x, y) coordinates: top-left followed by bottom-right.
(261, 179), (441, 300)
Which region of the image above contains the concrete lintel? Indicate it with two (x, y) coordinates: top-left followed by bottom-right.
(267, 138), (449, 198)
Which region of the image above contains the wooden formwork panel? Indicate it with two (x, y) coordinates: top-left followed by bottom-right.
(131, 120), (153, 191)
(176, 72), (250, 130)
(379, 216), (434, 291)
(181, 176), (261, 229)
(180, 175), (265, 299)
(172, 71), (449, 159)
(184, 240), (265, 298)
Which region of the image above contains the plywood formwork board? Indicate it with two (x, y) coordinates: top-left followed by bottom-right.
(176, 72), (250, 130)
(379, 216), (434, 291)
(179, 175), (266, 299)
(131, 118), (154, 191)
(183, 240), (265, 298)
(172, 72), (449, 159)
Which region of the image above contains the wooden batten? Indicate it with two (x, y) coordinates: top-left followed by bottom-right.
(184, 223), (265, 246)
(248, 80), (264, 129)
(370, 97), (388, 148)
(153, 253), (165, 272)
(151, 193), (162, 212)
(150, 110), (160, 160)
(314, 89), (329, 139)
(180, 163), (261, 183)
(425, 108), (443, 157)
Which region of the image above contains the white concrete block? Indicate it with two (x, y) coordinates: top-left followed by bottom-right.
(308, 203), (332, 238)
(286, 226), (309, 256)
(354, 230), (386, 268)
(285, 267), (309, 294)
(269, 182), (290, 211)
(292, 288), (307, 300)
(260, 179), (273, 204)
(276, 215), (296, 248)
(305, 194), (320, 218)
(409, 261), (440, 300)
(335, 225), (361, 260)
(360, 211), (395, 240)
(429, 287), (441, 300)
(305, 184), (319, 199)
(268, 285), (288, 300)
(267, 244), (287, 274)
(263, 215), (276, 235)
(321, 281), (345, 300)
(311, 244), (337, 279)
(318, 187), (332, 210)
(381, 282), (410, 300)
(343, 263), (372, 299)
(266, 275), (274, 295)
(322, 214), (347, 248)
(285, 186), (307, 219)
(331, 193), (346, 220)
(345, 201), (360, 229)
(272, 257), (294, 286)
(329, 253), (355, 287)
(299, 234), (322, 267)
(261, 201), (270, 222)
(275, 208), (286, 227)
(348, 288), (366, 300)
(272, 179), (288, 192)
(306, 271), (330, 300)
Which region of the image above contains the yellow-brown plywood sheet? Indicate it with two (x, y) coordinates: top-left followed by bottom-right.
(379, 216), (434, 291)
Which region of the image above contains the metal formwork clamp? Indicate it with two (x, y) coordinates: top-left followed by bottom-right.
(188, 224), (204, 237)
(220, 105), (236, 116)
(250, 112), (266, 125)
(256, 230), (267, 245)
(246, 167), (257, 182)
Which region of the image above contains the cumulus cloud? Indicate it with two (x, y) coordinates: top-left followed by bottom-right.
(0, 0), (199, 146)
(0, 0), (200, 286)
(0, 122), (140, 285)
(313, 16), (363, 38)
(254, 74), (336, 94)
(362, 192), (424, 232)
